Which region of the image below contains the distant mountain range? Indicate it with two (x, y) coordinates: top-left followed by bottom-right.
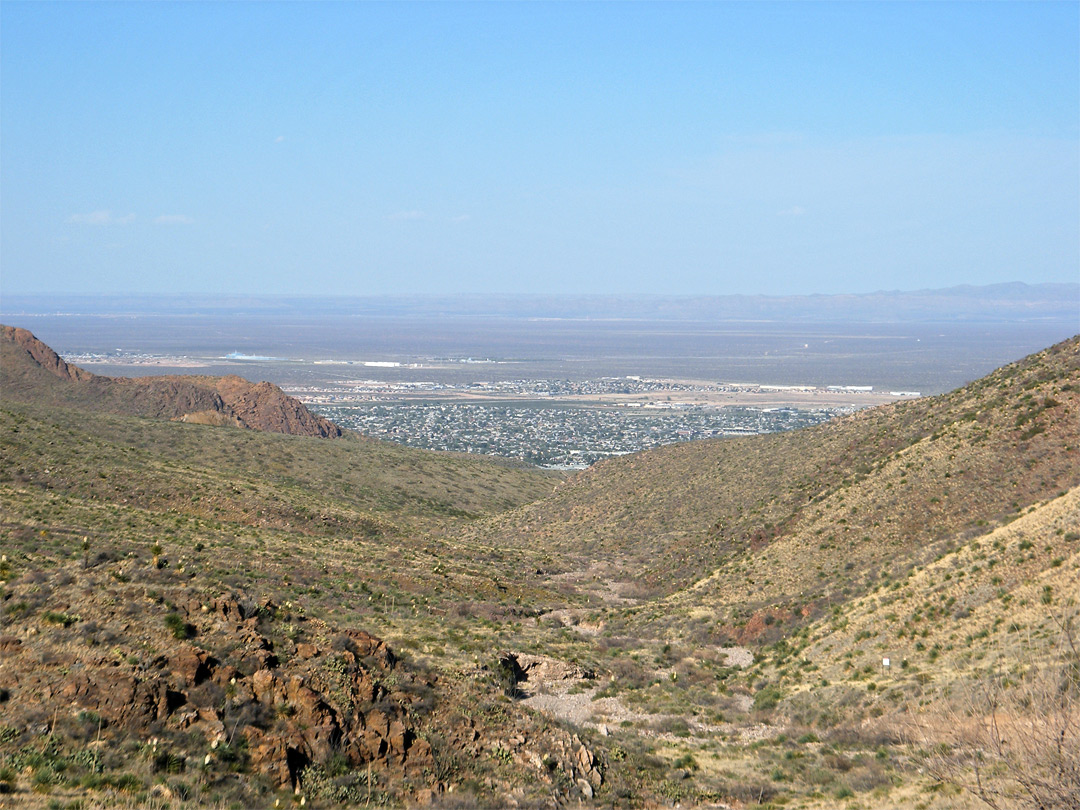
(3, 281), (1078, 322)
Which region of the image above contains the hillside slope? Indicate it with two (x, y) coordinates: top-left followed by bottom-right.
(0, 540), (607, 808)
(1, 325), (343, 438)
(1, 333), (1077, 809)
(0, 369), (580, 806)
(0, 396), (560, 539)
(466, 337), (1079, 616)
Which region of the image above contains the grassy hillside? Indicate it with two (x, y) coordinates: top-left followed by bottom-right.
(465, 338), (1078, 610)
(0, 398), (597, 808)
(0, 516), (610, 809)
(1, 399), (560, 533)
(603, 487), (1079, 810)
(1, 336), (1077, 809)
(0, 397), (576, 660)
(631, 337), (1078, 642)
(794, 487), (1079, 692)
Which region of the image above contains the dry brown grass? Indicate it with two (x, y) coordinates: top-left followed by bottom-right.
(907, 609), (1079, 810)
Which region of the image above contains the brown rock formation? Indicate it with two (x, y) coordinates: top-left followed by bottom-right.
(0, 563), (607, 805)
(0, 324), (342, 438)
(1, 325), (95, 383)
(3, 591), (431, 790)
(209, 375), (342, 437)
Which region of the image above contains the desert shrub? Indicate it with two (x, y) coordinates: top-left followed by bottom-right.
(825, 724), (902, 747)
(716, 780), (777, 805)
(152, 750), (185, 774)
(163, 612), (193, 640)
(224, 699), (272, 731)
(753, 685), (783, 712)
(652, 717), (690, 737)
(299, 763), (364, 804)
(824, 753), (854, 773)
(671, 752), (698, 771)
(847, 760), (893, 792)
(606, 657), (650, 689)
(491, 655), (521, 697)
(41, 611), (78, 628)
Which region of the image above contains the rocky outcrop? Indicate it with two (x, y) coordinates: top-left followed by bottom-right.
(111, 377), (235, 421)
(1, 325), (95, 382)
(0, 566), (608, 805)
(58, 670), (183, 728)
(210, 376), (342, 438)
(503, 651), (596, 685)
(0, 325), (342, 438)
(2, 592), (429, 790)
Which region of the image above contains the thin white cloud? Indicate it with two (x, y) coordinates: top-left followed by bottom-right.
(154, 214), (195, 225)
(275, 135), (286, 143)
(67, 210), (135, 226)
(387, 210), (426, 221)
(777, 206), (806, 217)
(449, 214), (472, 223)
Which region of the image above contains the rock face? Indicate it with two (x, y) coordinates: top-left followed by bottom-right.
(504, 652), (596, 685)
(0, 574), (605, 805)
(0, 588), (428, 790)
(1, 325), (95, 383)
(210, 376), (342, 437)
(0, 325), (342, 438)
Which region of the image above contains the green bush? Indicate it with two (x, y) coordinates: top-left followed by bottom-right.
(42, 611), (79, 628)
(163, 613), (192, 640)
(754, 685), (783, 712)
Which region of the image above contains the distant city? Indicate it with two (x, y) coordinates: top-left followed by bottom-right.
(61, 349), (904, 467)
(290, 375), (886, 468)
(313, 400), (847, 468)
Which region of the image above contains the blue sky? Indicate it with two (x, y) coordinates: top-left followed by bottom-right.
(2, 1), (1077, 296)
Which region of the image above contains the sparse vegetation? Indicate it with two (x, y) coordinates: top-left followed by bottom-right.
(911, 610), (1080, 810)
(1, 329), (1077, 808)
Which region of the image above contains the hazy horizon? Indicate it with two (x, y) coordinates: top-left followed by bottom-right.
(4, 280), (1078, 319)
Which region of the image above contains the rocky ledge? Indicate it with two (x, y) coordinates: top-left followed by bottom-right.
(0, 560), (604, 807)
